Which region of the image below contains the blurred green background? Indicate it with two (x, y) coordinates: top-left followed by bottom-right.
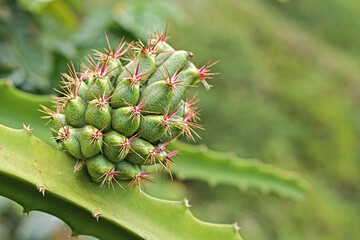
(1, 0), (360, 239)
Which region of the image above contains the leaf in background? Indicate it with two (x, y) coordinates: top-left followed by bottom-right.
(72, 7), (114, 48)
(112, 0), (183, 39)
(17, 0), (54, 14)
(0, 80), (53, 144)
(0, 124), (242, 240)
(168, 142), (309, 201)
(0, 3), (53, 93)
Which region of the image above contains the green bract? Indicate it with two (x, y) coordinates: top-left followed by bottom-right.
(43, 32), (217, 188)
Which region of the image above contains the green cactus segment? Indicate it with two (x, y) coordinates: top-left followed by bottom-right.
(64, 96), (87, 128)
(155, 41), (175, 66)
(86, 77), (113, 102)
(77, 82), (89, 101)
(103, 131), (127, 162)
(117, 53), (156, 85)
(61, 127), (83, 159)
(168, 94), (185, 114)
(115, 160), (142, 180)
(0, 124), (242, 240)
(148, 50), (192, 84)
(169, 142), (309, 200)
(79, 125), (103, 158)
(112, 107), (140, 137)
(86, 154), (115, 183)
(137, 115), (166, 143)
(111, 80), (140, 109)
(85, 101), (111, 130)
(139, 81), (173, 114)
(48, 35), (212, 185)
(126, 138), (154, 165)
(167, 63), (198, 113)
(52, 113), (66, 132)
(176, 62), (199, 92)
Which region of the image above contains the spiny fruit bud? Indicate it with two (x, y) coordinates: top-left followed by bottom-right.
(41, 31), (217, 190)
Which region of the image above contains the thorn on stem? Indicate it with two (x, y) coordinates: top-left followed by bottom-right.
(22, 124), (33, 133)
(183, 198), (191, 208)
(93, 211), (102, 222)
(234, 222), (240, 231)
(38, 186), (47, 197)
(21, 209), (29, 217)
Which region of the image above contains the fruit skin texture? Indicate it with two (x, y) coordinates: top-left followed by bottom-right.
(111, 107), (140, 137)
(64, 96), (86, 128)
(125, 138), (154, 165)
(114, 160), (142, 180)
(85, 101), (111, 130)
(61, 127), (83, 159)
(136, 115), (166, 143)
(111, 79), (140, 109)
(86, 154), (115, 183)
(79, 125), (103, 158)
(138, 81), (173, 114)
(46, 32), (216, 187)
(103, 131), (127, 162)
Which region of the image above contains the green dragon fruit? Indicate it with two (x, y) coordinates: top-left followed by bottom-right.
(40, 31), (217, 189)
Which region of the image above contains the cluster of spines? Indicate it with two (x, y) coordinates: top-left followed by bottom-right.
(40, 31), (217, 190)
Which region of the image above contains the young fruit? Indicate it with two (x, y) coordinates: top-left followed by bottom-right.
(42, 31), (217, 190)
